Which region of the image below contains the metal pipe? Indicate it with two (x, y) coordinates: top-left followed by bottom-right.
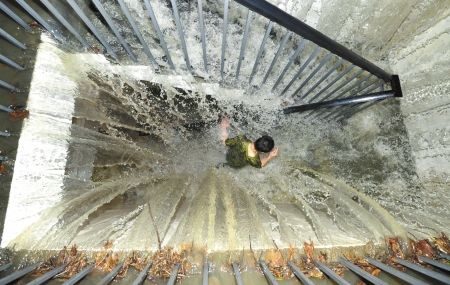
(440, 253), (450, 261)
(340, 258), (388, 285)
(220, 0), (229, 80)
(281, 45), (321, 95)
(249, 21), (274, 84)
(0, 27), (26, 49)
(232, 263), (243, 285)
(131, 263), (152, 285)
(394, 258), (450, 284)
(40, 0), (89, 49)
(202, 262), (209, 285)
(170, 0), (192, 72)
(0, 1), (31, 31)
(329, 73), (372, 101)
(366, 257), (429, 285)
(0, 104), (14, 113)
(272, 39), (306, 90)
(307, 64), (354, 103)
(291, 52), (333, 97)
(143, 0), (175, 69)
(0, 263), (12, 272)
(418, 256), (450, 272)
(62, 265), (94, 285)
(167, 263), (180, 285)
(287, 261), (314, 285)
(233, 0), (392, 82)
(27, 265), (65, 285)
(284, 91), (396, 114)
(0, 263), (41, 285)
(16, 0), (63, 41)
(66, 0), (118, 60)
(91, 0), (137, 62)
(259, 261), (279, 285)
(97, 263), (123, 285)
(0, 79), (19, 92)
(197, 0), (208, 72)
(262, 31), (292, 84)
(236, 10), (253, 79)
(330, 83), (382, 120)
(0, 54), (25, 70)
(117, 0), (157, 66)
(314, 260), (351, 285)
(300, 58), (342, 101)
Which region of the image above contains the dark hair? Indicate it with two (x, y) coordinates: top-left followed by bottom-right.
(255, 135), (275, 153)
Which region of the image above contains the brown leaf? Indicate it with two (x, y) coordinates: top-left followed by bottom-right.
(304, 241), (314, 264)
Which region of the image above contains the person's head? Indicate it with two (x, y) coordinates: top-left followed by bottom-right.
(254, 135), (275, 153)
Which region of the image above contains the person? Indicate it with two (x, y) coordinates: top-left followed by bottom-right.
(219, 117), (278, 168)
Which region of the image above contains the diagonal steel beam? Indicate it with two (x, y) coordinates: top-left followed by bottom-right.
(220, 0), (229, 80)
(197, 0), (208, 72)
(0, 1), (31, 31)
(236, 9), (253, 79)
(0, 54), (25, 70)
(170, 0), (192, 72)
(262, 30), (292, 84)
(249, 20), (274, 84)
(0, 27), (26, 49)
(272, 39), (306, 90)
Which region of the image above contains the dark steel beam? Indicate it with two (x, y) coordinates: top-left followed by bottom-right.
(287, 261), (314, 285)
(284, 90), (395, 114)
(131, 263), (152, 285)
(314, 260), (351, 285)
(0, 263), (40, 285)
(0, 27), (26, 49)
(0, 54), (24, 70)
(394, 258), (450, 284)
(232, 263), (243, 285)
(366, 257), (429, 285)
(418, 256), (450, 272)
(339, 258), (388, 285)
(62, 265), (94, 285)
(167, 264), (180, 285)
(202, 262), (209, 285)
(27, 265), (65, 285)
(259, 260), (279, 285)
(97, 263), (123, 285)
(236, 10), (253, 79)
(0, 263), (12, 272)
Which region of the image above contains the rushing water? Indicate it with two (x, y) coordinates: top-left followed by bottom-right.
(2, 0), (449, 259)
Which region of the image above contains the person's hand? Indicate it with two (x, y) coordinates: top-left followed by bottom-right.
(220, 117), (230, 128)
(270, 147), (279, 157)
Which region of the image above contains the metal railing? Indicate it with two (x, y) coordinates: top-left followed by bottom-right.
(1, 0), (402, 122)
(0, 253), (448, 284)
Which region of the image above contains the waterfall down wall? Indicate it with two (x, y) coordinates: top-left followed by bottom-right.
(1, 0), (449, 252)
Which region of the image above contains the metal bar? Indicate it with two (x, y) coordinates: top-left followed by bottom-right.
(249, 21), (274, 84)
(167, 263), (180, 285)
(202, 262), (209, 285)
(232, 263), (244, 285)
(307, 64), (355, 103)
(143, 0), (175, 69)
(0, 27), (26, 49)
(0, 54), (25, 70)
(170, 0), (192, 72)
(272, 40), (307, 90)
(40, 0), (89, 49)
(366, 257), (429, 285)
(300, 59), (342, 100)
(328, 73), (372, 101)
(339, 258), (388, 285)
(236, 10), (253, 79)
(281, 46), (321, 95)
(314, 260), (351, 285)
(259, 261), (279, 285)
(131, 263), (152, 285)
(0, 1), (31, 31)
(97, 263), (123, 285)
(233, 0), (392, 82)
(27, 265), (65, 285)
(197, 0), (208, 72)
(92, 0), (137, 62)
(330, 83), (382, 120)
(118, 0), (157, 65)
(220, 0), (229, 80)
(0, 104), (14, 113)
(262, 31), (292, 84)
(394, 258), (450, 284)
(418, 256), (450, 272)
(291, 53), (333, 97)
(284, 91), (395, 114)
(66, 0), (117, 60)
(0, 79), (19, 92)
(62, 265), (94, 285)
(318, 69), (364, 102)
(16, 0), (63, 41)
(0, 263), (12, 272)
(0, 263), (40, 285)
(440, 253), (450, 261)
(287, 261), (315, 285)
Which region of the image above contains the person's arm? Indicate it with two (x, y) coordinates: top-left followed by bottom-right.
(219, 117), (230, 144)
(260, 147), (279, 167)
